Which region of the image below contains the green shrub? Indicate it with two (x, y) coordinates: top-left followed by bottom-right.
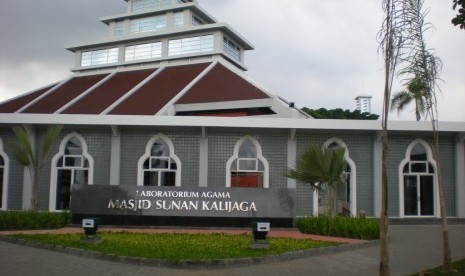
(0, 211), (70, 230)
(294, 216), (380, 240)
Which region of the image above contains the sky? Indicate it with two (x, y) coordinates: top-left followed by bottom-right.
(0, 0), (463, 121)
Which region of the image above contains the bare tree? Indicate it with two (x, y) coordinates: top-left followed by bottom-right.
(378, 0), (411, 274)
(399, 0), (452, 272)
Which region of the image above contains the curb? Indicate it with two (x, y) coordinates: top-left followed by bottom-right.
(0, 235), (379, 269)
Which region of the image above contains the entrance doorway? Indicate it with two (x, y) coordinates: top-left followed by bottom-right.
(401, 141), (436, 217)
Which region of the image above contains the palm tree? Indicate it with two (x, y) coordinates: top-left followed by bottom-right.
(285, 144), (347, 218)
(9, 125), (62, 211)
(390, 77), (429, 121)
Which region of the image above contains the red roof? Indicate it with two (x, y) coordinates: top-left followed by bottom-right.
(109, 63), (209, 115)
(0, 62), (271, 116)
(62, 70), (155, 115)
(22, 74), (109, 114)
(0, 84), (56, 113)
(176, 64), (269, 104)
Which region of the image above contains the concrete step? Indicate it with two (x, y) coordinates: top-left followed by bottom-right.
(389, 218), (465, 225)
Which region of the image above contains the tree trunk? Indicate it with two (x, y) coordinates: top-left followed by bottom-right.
(31, 167), (40, 211)
(432, 135), (453, 272)
(379, 134), (390, 276)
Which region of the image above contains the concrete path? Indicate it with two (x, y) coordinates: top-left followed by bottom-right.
(0, 225), (464, 276)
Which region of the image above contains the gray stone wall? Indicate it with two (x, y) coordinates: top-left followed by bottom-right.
(0, 124), (460, 218)
(0, 128), (24, 210)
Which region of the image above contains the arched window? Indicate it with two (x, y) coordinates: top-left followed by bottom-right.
(138, 134), (181, 186)
(0, 138), (9, 210)
(316, 138), (357, 216)
(226, 137), (269, 188)
(399, 140), (437, 217)
(50, 133), (94, 211)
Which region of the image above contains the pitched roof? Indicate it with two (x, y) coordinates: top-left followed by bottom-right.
(176, 63), (269, 104)
(0, 62), (281, 117)
(109, 63), (209, 115)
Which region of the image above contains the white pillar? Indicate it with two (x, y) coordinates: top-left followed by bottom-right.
(199, 127), (208, 187)
(373, 131), (383, 218)
(21, 125), (35, 210)
(313, 190), (319, 216)
(287, 129), (296, 189)
(109, 126), (121, 186)
(456, 133), (465, 218)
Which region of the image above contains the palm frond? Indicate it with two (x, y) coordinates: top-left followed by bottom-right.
(39, 125), (63, 168)
(10, 127), (34, 167)
(285, 144), (347, 192)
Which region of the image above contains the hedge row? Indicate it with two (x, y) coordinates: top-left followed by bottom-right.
(294, 216), (380, 240)
(0, 211), (70, 230)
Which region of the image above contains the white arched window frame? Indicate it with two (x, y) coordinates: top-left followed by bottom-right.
(0, 138), (9, 210)
(226, 136), (270, 188)
(398, 139), (439, 218)
(313, 138), (357, 216)
(49, 132), (94, 211)
(137, 134), (181, 187)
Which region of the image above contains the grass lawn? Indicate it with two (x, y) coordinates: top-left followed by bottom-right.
(412, 259), (465, 275)
(9, 232), (340, 261)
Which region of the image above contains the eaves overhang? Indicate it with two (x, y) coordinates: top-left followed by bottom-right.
(67, 23), (254, 52)
(1, 113), (464, 133)
(101, 3), (217, 25)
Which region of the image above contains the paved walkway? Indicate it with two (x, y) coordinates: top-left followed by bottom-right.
(0, 225), (464, 276)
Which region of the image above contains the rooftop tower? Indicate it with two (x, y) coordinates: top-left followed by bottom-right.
(67, 0), (254, 73)
(0, 0), (308, 119)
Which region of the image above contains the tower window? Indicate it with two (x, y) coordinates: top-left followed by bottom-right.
(174, 12), (184, 27)
(114, 21), (124, 36)
(223, 37), (241, 62)
(81, 48), (119, 67)
(130, 15), (167, 34)
(132, 0), (171, 12)
(125, 42), (162, 61)
(168, 35), (214, 56)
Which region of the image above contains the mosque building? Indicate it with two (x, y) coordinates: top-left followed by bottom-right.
(0, 0), (464, 226)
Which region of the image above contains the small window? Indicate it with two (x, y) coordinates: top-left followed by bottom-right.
(174, 12), (184, 27)
(125, 42), (162, 62)
(228, 138), (268, 188)
(138, 135), (181, 187)
(132, 0), (171, 12)
(403, 144), (434, 174)
(81, 48), (119, 67)
(130, 15), (167, 34)
(223, 36), (241, 62)
(114, 21), (124, 36)
(168, 35), (214, 56)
